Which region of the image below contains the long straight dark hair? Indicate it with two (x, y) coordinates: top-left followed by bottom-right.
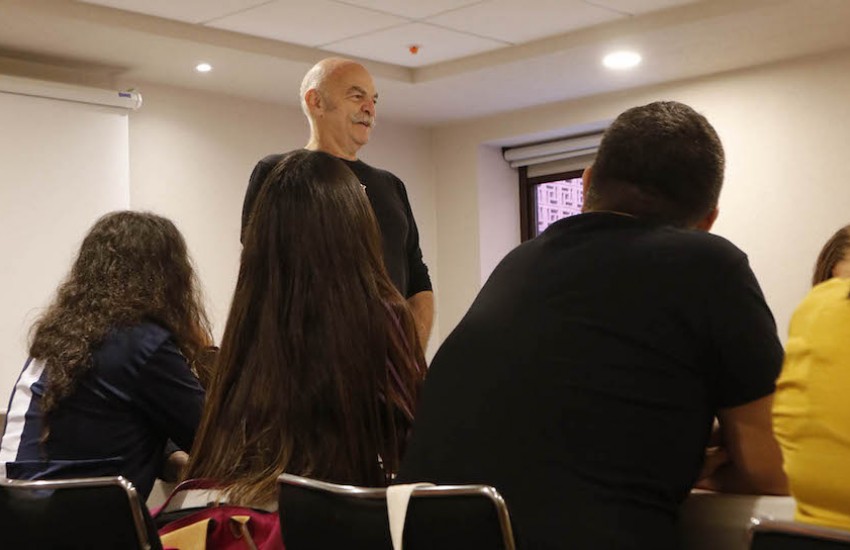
(186, 150), (426, 505)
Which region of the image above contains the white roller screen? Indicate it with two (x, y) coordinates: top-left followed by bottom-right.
(0, 88), (131, 404)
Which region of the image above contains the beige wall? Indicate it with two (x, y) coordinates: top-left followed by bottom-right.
(128, 83), (439, 352)
(433, 49), (850, 341)
(7, 46), (850, 359)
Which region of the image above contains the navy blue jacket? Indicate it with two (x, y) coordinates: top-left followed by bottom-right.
(0, 322), (205, 499)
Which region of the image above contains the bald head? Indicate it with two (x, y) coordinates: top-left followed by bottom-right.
(301, 57), (378, 160)
(300, 58), (364, 117)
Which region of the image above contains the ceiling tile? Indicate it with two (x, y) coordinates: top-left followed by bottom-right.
(76, 0), (271, 24)
(584, 0), (701, 16)
(330, 0), (484, 19)
(207, 0), (408, 48)
(324, 23), (506, 67)
(428, 0), (624, 44)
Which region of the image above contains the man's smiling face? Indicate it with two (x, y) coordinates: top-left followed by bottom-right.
(316, 63), (378, 156)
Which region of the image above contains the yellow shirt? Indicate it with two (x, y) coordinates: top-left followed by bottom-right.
(774, 277), (850, 530)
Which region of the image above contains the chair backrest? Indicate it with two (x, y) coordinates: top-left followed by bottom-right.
(277, 473), (516, 550)
(750, 517), (850, 550)
(0, 475), (161, 549)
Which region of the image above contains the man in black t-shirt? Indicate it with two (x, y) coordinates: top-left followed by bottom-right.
(398, 101), (788, 549)
(241, 58), (433, 348)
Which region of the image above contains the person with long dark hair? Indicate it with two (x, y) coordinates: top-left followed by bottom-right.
(811, 224), (850, 285)
(184, 149), (426, 506)
(0, 211), (212, 500)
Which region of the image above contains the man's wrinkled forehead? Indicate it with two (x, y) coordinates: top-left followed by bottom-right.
(328, 64), (377, 96)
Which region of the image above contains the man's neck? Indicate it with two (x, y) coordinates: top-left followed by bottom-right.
(305, 136), (359, 161)
(582, 207), (635, 219)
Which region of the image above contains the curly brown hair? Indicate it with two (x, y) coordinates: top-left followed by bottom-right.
(29, 211), (213, 434)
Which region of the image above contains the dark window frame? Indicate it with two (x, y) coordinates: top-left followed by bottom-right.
(519, 166), (586, 241)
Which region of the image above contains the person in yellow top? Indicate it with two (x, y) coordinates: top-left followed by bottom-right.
(811, 225), (850, 285)
(774, 225), (850, 530)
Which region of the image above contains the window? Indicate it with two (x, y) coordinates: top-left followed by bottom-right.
(519, 167), (586, 241)
(503, 128), (605, 241)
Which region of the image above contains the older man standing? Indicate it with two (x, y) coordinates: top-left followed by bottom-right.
(241, 58), (433, 347)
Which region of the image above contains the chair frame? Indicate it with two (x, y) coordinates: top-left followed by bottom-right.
(278, 473), (517, 550)
(750, 517), (850, 546)
(0, 475), (154, 550)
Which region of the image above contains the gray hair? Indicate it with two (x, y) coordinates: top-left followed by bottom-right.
(300, 58), (358, 118)
(299, 62), (331, 118)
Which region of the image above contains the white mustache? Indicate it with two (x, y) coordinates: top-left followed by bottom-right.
(351, 115), (376, 128)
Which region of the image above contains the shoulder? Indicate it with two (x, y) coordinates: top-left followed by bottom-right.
(94, 322), (177, 369)
(807, 277), (850, 302)
(541, 213), (748, 266)
(250, 152), (295, 181)
(250, 154), (282, 180)
(256, 153), (288, 169)
(791, 278), (850, 329)
(643, 225), (749, 270)
(113, 321), (172, 346)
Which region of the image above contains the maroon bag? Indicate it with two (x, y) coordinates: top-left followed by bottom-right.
(153, 479), (284, 550)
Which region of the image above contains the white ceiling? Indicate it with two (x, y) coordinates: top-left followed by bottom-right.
(1, 0), (849, 125)
(76, 0), (698, 66)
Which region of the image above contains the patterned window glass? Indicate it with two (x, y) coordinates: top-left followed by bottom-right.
(535, 177), (584, 234)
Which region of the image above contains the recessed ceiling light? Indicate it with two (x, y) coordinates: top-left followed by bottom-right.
(603, 51), (641, 70)
(195, 63), (212, 73)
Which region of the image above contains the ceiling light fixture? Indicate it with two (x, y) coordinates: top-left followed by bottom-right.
(195, 62), (212, 73)
(602, 51), (641, 70)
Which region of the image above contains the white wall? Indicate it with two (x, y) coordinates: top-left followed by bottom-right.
(127, 83), (304, 339)
(476, 144), (519, 285)
(0, 92), (130, 403)
(6, 46), (847, 381)
(0, 78), (438, 406)
(434, 49), (850, 342)
(128, 83), (438, 351)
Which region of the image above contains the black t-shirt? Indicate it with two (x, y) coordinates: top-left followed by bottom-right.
(398, 212), (783, 550)
(241, 152), (431, 298)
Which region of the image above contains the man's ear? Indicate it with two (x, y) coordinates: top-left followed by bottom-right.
(694, 207), (719, 232)
(581, 165), (593, 213)
(305, 89), (322, 114)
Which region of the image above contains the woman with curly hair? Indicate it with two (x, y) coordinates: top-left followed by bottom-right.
(182, 150), (427, 507)
(0, 211), (212, 500)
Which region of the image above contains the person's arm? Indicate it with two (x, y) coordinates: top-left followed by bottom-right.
(407, 290), (434, 350)
(135, 338), (205, 453)
(690, 247), (786, 494)
(696, 394), (788, 495)
(241, 157), (276, 244)
(393, 175), (433, 349)
(161, 449), (190, 482)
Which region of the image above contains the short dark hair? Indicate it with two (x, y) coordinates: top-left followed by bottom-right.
(812, 225), (850, 286)
(585, 101), (725, 227)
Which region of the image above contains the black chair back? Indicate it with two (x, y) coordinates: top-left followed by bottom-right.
(278, 473), (516, 550)
(0, 476), (161, 549)
(751, 518), (850, 549)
